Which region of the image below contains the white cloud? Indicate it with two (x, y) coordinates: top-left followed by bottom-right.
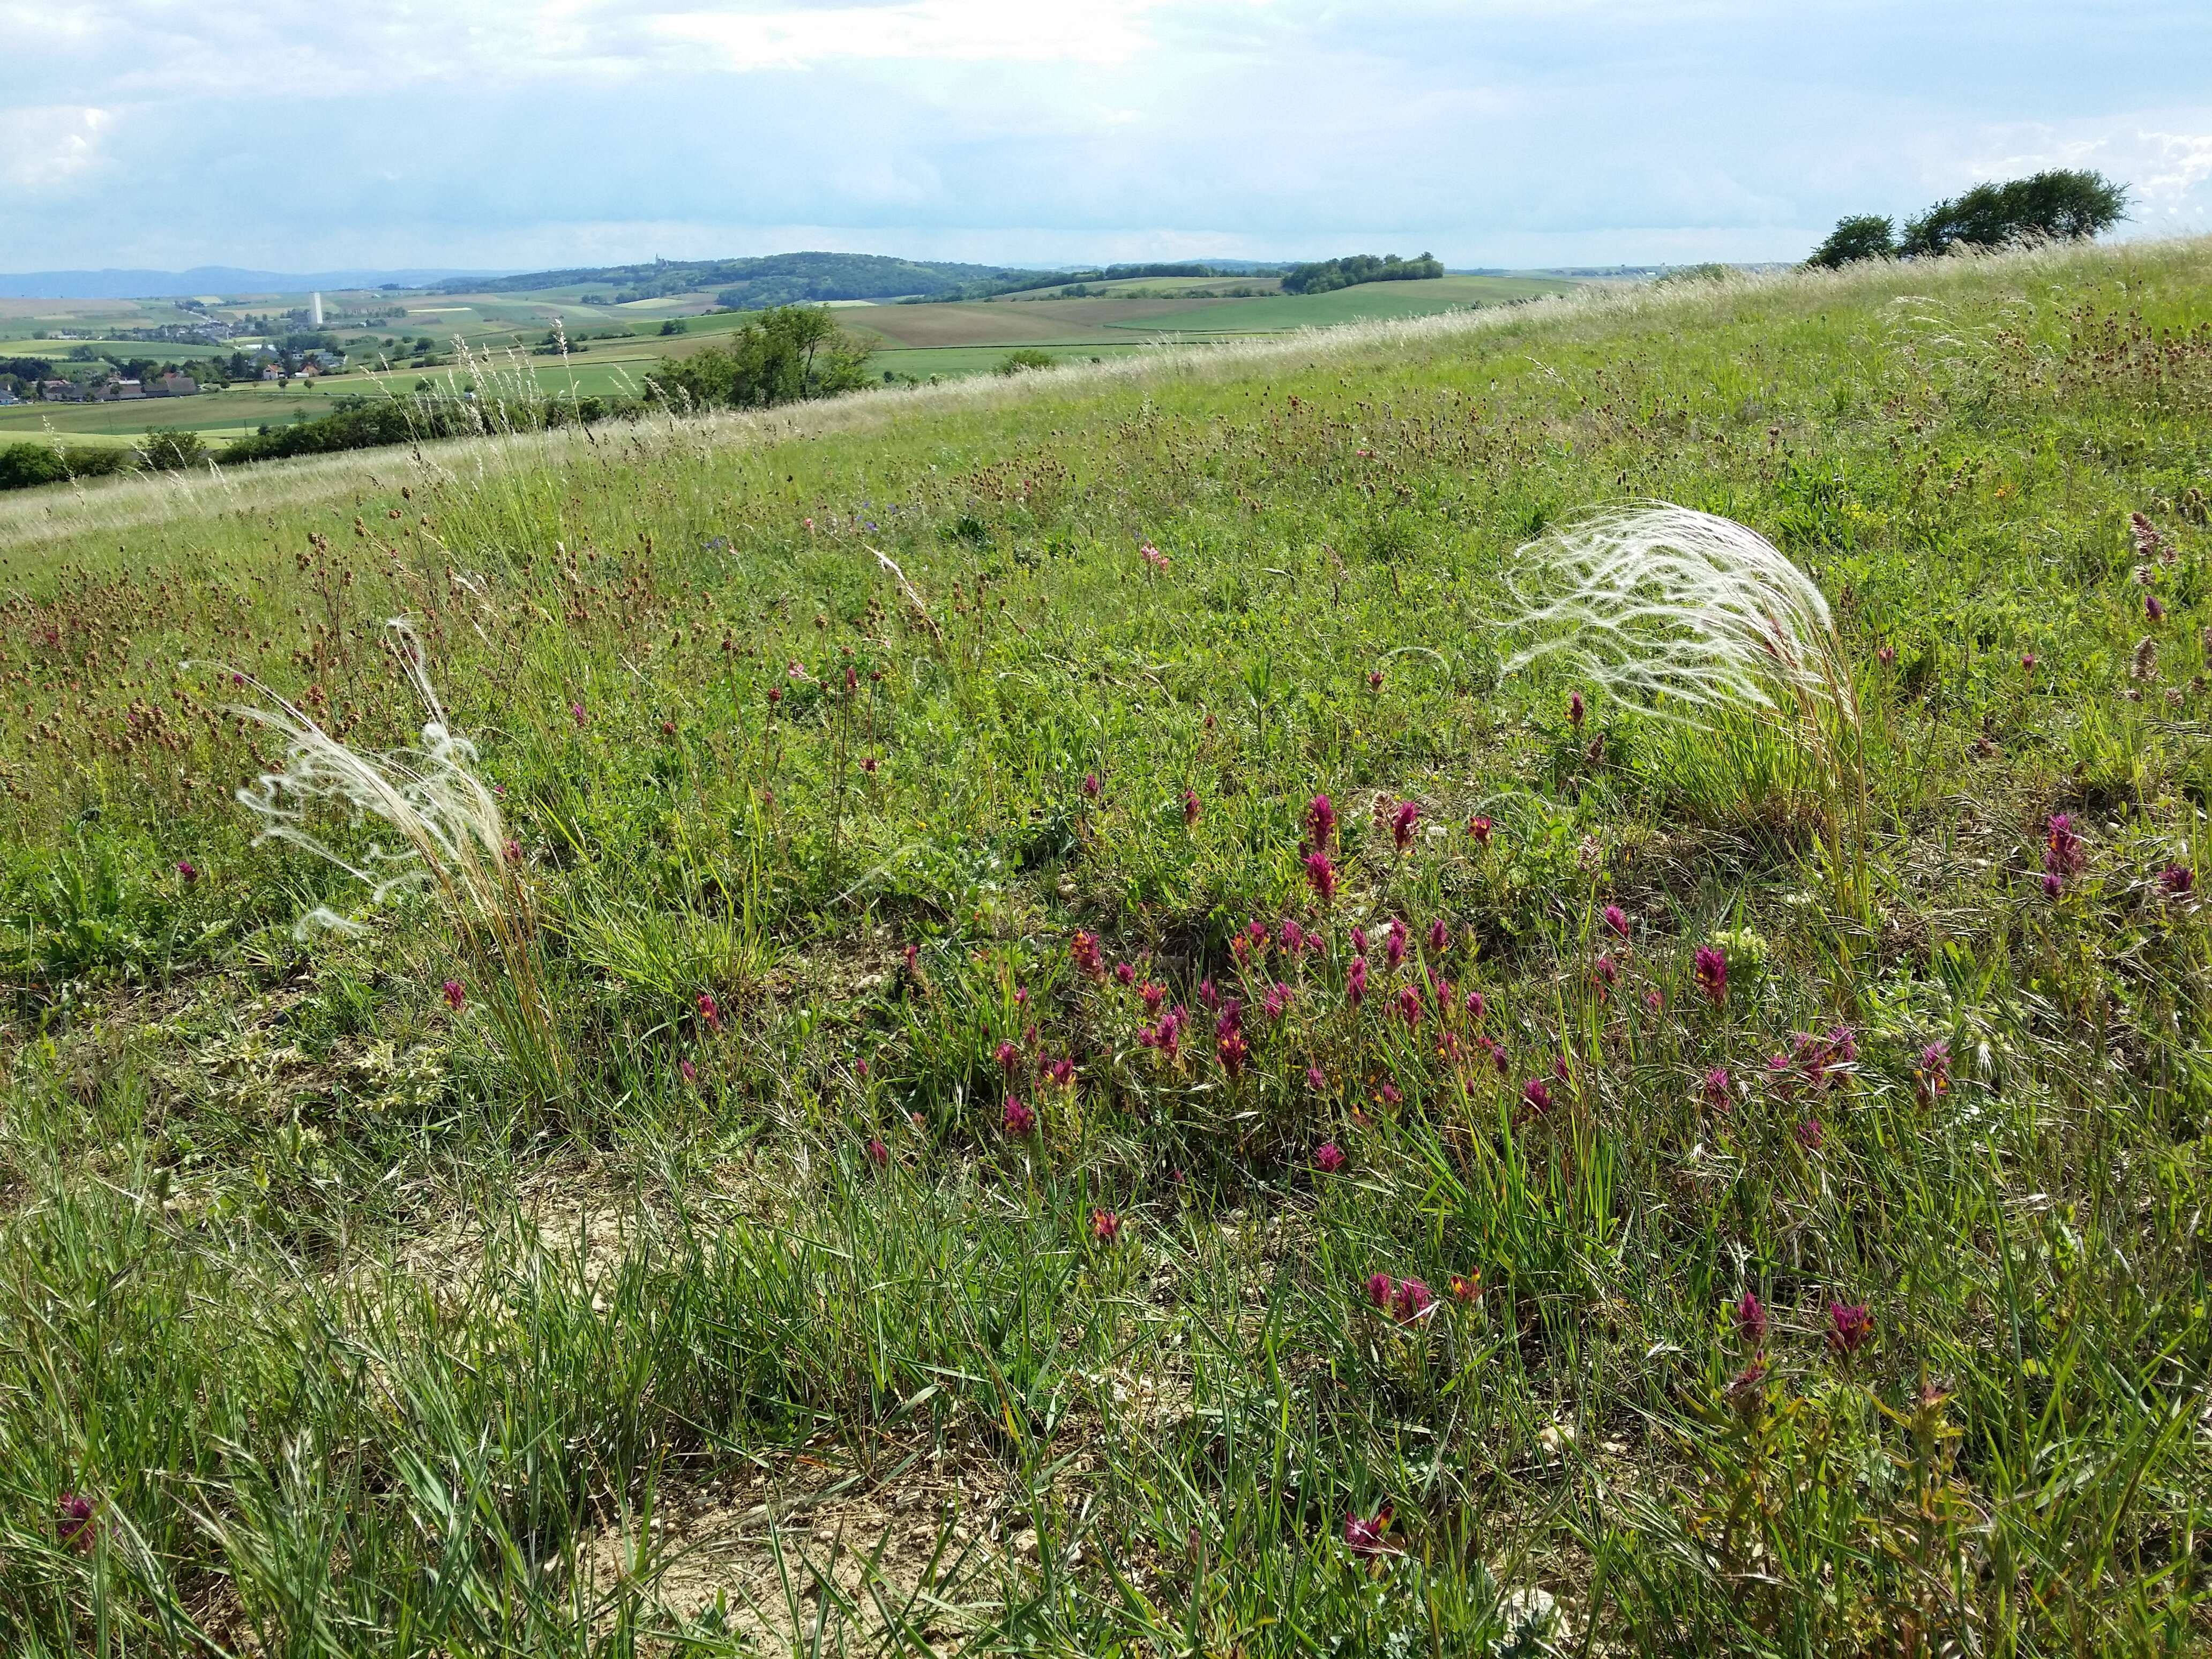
(2137, 131), (2212, 212)
(648, 1), (1168, 71)
(1, 106), (111, 192)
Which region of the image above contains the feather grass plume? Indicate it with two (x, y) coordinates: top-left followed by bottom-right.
(1504, 503), (1867, 902)
(220, 619), (565, 1089)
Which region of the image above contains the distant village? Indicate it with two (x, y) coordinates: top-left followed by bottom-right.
(0, 292), (350, 406)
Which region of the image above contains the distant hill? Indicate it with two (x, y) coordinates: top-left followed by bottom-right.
(441, 253), (1295, 308)
(442, 253), (1019, 307)
(0, 267), (505, 299)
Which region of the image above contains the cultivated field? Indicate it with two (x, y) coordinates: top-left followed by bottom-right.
(4, 274), (1578, 449)
(3, 240), (2210, 1655)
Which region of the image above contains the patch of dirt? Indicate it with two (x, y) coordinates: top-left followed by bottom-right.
(570, 1449), (1012, 1652)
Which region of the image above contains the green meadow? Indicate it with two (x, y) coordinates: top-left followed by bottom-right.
(2, 238), (2210, 1655)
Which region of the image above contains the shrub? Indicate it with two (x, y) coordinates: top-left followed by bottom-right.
(138, 428), (209, 472)
(996, 348), (1056, 376)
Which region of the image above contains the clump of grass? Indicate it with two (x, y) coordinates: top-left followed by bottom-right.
(1504, 502), (1866, 899)
(224, 618), (565, 1091)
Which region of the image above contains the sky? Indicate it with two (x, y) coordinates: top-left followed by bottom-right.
(4, 0), (2209, 275)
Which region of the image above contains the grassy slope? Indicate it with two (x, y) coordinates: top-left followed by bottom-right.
(2, 241), (2211, 1654)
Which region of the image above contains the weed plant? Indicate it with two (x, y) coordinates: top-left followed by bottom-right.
(1, 238), (2210, 1654)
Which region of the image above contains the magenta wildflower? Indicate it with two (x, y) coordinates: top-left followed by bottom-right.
(503, 837), (522, 864)
(1347, 957), (1369, 1005)
(1694, 945), (1728, 1005)
(1350, 924), (1370, 958)
(1736, 1290), (1768, 1347)
(442, 979), (465, 1011)
(1282, 919), (1305, 953)
(1003, 1097), (1035, 1136)
(1365, 1272), (1395, 1309)
(1199, 978), (1221, 1011)
(1701, 1066), (1732, 1112)
(2045, 814), (2087, 885)
(2043, 871), (2064, 900)
(2021, 652), (2037, 672)
(2148, 593), (2166, 623)
(1307, 1064), (1326, 1092)
(1315, 1141), (1346, 1175)
(1391, 799), (1420, 851)
(571, 701), (587, 727)
(696, 991), (721, 1032)
(1522, 1078), (1553, 1115)
(1827, 1302), (1874, 1354)
(866, 1137), (889, 1168)
(995, 1039), (1020, 1074)
(1395, 983), (1422, 1026)
(1071, 931), (1106, 980)
(1141, 980), (1167, 1015)
(1916, 1040), (1951, 1101)
(679, 1058), (697, 1083)
(1046, 1057), (1075, 1088)
(57, 1492), (95, 1555)
(1082, 771), (1100, 798)
(1466, 814), (1492, 844)
(1726, 1359), (1769, 1406)
(1428, 917), (1449, 954)
(1594, 953), (1619, 988)
(1265, 982), (1292, 1019)
(1794, 1117), (1826, 1152)
(1116, 960), (1136, 985)
(176, 860), (199, 883)
(1644, 988), (1663, 1012)
(1304, 848), (1337, 903)
(1183, 789), (1201, 826)
(1367, 669), (1384, 690)
(1393, 1277), (1433, 1320)
(1218, 1029), (1248, 1077)
(1379, 1081), (1403, 1107)
(1307, 793), (1337, 848)
(1464, 989), (1486, 1020)
(1603, 903), (1628, 938)
(1568, 690), (1586, 728)
(1385, 918), (1408, 970)
(2160, 863), (2194, 898)
(1343, 1509), (1391, 1558)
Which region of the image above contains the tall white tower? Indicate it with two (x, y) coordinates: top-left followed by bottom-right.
(310, 292), (324, 326)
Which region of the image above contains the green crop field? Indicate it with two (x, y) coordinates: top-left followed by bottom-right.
(3, 276), (1581, 451)
(3, 240), (2211, 1655)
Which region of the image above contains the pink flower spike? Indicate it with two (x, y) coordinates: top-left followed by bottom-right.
(1603, 903), (1628, 938)
(1002, 1097), (1036, 1136)
(1315, 1140), (1346, 1174)
(1090, 1207), (1121, 1243)
(1343, 1509), (1390, 1559)
(866, 1137), (889, 1168)
(1365, 1272), (1395, 1309)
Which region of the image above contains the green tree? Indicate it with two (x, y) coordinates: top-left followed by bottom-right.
(1901, 170), (2127, 257)
(996, 348), (1055, 375)
(647, 306), (871, 411)
(138, 428), (209, 471)
(1806, 214), (1896, 268)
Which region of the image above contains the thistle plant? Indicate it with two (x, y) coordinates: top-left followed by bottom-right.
(222, 618), (565, 1091)
(1503, 503), (1868, 908)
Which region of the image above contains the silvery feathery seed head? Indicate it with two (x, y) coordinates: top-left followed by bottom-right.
(1502, 502), (1857, 761)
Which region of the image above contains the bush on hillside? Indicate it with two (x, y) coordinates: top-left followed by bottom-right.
(1806, 214), (1896, 268)
(1902, 169), (2128, 256)
(1281, 252), (1445, 295)
(996, 348), (1056, 375)
(138, 428), (210, 471)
